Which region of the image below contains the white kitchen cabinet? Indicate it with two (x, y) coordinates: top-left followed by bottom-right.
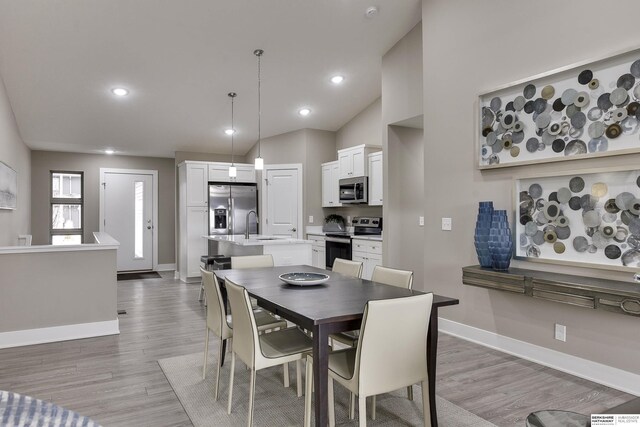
(321, 161), (342, 207)
(308, 234), (326, 268)
(351, 238), (383, 280)
(337, 144), (379, 179)
(186, 206), (208, 278)
(368, 151), (383, 206)
(185, 162), (208, 207)
(208, 163), (256, 183)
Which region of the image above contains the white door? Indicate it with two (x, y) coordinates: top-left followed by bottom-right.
(102, 171), (154, 271)
(264, 166), (301, 237)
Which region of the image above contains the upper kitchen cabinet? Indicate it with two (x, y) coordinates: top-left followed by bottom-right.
(208, 163), (256, 183)
(321, 161), (342, 207)
(337, 144), (379, 179)
(368, 151), (383, 206)
(182, 162), (208, 207)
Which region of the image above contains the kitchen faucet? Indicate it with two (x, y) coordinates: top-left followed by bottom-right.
(245, 210), (258, 239)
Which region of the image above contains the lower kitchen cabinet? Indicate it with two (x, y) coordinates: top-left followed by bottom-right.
(351, 238), (382, 280)
(308, 234), (326, 269)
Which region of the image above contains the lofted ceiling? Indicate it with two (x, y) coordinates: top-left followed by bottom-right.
(0, 0), (421, 158)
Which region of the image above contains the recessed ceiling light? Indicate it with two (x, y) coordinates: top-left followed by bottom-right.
(298, 108), (311, 116)
(330, 75), (344, 84)
(225, 128), (236, 135)
(111, 87), (129, 97)
(105, 149), (115, 155)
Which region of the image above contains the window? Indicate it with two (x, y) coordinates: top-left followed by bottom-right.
(50, 171), (84, 244)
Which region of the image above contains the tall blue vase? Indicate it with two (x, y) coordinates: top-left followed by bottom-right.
(474, 201), (494, 268)
(488, 210), (513, 271)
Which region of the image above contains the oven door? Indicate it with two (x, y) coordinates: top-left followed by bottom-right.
(325, 237), (352, 269)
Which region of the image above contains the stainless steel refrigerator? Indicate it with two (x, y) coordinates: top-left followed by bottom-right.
(208, 183), (258, 236)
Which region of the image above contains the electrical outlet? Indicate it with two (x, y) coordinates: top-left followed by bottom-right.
(347, 216), (351, 223)
(308, 216), (314, 223)
(419, 216), (424, 226)
(554, 323), (566, 342)
(441, 217), (452, 231)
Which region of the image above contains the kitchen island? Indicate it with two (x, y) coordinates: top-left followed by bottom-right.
(205, 235), (312, 266)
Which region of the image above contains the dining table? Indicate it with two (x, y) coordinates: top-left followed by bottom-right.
(214, 265), (459, 427)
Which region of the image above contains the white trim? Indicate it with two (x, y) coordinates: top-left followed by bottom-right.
(0, 319), (120, 349)
(261, 164), (304, 239)
(156, 263), (176, 271)
(439, 318), (640, 396)
(100, 168), (159, 271)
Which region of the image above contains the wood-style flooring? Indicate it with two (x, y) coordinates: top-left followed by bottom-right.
(0, 273), (634, 426)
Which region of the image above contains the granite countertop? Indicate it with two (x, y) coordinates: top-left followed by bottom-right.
(204, 234), (311, 246)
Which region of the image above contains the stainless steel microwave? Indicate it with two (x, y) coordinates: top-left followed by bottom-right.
(339, 177), (368, 204)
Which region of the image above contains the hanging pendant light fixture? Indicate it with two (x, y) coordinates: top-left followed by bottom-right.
(254, 49), (264, 170)
(228, 92), (237, 178)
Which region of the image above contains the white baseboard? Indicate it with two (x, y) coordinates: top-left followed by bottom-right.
(0, 319), (120, 349)
(156, 263), (176, 271)
(439, 318), (640, 396)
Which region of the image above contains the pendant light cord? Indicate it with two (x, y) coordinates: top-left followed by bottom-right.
(228, 92), (236, 166)
(254, 49), (263, 159)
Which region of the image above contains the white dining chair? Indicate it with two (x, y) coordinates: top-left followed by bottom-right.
(231, 254), (274, 269)
(225, 278), (313, 426)
(304, 292), (434, 427)
(330, 265), (416, 416)
(331, 258), (363, 278)
(200, 268), (287, 400)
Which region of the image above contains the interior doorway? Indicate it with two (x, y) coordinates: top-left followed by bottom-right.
(261, 164), (303, 238)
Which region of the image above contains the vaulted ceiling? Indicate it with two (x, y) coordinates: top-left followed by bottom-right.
(0, 0), (421, 158)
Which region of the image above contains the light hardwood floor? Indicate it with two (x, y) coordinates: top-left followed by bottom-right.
(0, 273), (634, 426)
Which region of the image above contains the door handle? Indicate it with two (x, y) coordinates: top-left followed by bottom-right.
(290, 228), (297, 232)
(147, 226), (152, 230)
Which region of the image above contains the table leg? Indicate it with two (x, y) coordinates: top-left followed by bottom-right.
(313, 323), (329, 427)
(427, 308), (439, 427)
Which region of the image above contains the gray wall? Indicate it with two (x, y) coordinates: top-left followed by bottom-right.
(175, 151), (244, 165)
(335, 98), (382, 150)
(0, 248), (117, 332)
(31, 151), (176, 265)
(245, 128), (337, 229)
(0, 74), (30, 246)
(381, 21), (424, 282)
(422, 0), (640, 374)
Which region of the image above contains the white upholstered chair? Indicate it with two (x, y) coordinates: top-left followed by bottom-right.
(331, 258), (363, 278)
(231, 254), (274, 269)
(225, 279), (313, 426)
(304, 292), (434, 427)
(200, 268), (287, 400)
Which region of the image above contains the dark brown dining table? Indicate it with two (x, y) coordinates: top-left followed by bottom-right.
(214, 265), (459, 427)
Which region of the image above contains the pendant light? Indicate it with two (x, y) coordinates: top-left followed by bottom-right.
(254, 49), (264, 170)
(228, 92), (237, 178)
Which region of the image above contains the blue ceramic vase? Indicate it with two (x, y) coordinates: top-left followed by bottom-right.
(488, 210), (513, 271)
(474, 201), (494, 268)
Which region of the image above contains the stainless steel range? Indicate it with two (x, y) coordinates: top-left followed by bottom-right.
(325, 216), (382, 269)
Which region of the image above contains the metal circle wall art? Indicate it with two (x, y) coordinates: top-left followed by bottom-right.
(479, 49), (640, 168)
(516, 169), (640, 270)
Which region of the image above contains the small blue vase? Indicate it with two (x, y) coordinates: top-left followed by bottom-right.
(474, 201), (494, 268)
(488, 210), (513, 271)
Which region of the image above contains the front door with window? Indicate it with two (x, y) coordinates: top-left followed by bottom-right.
(102, 172), (154, 271)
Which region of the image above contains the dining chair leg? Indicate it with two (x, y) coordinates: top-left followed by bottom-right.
(328, 377), (335, 427)
(198, 281), (204, 301)
(248, 369), (256, 427)
(227, 352), (236, 414)
(202, 327), (209, 380)
(358, 395), (367, 427)
(296, 359), (303, 397)
(283, 362), (290, 388)
(349, 393), (356, 419)
(371, 395), (377, 420)
(214, 336), (224, 401)
(303, 356), (313, 427)
(421, 380), (431, 427)
(407, 385), (414, 401)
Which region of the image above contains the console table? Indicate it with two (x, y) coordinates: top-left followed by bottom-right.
(462, 265), (640, 318)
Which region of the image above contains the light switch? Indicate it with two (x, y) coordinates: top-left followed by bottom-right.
(419, 216), (424, 226)
(441, 217), (452, 231)
(309, 216), (314, 223)
(554, 324), (566, 342)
